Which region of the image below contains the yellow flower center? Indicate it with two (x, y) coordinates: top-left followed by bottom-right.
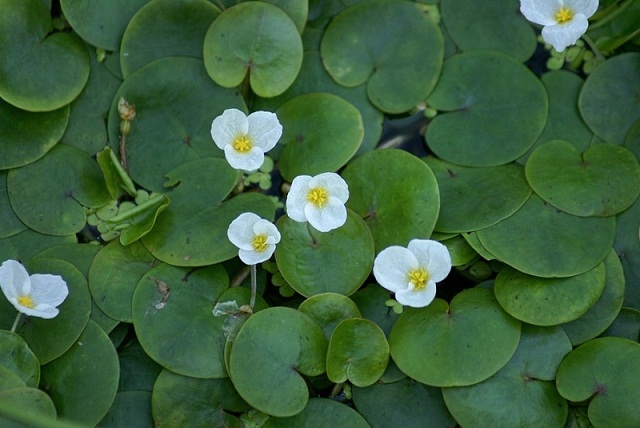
(252, 234), (268, 252)
(408, 268), (429, 290)
(307, 187), (328, 208)
(18, 295), (35, 308)
(233, 135), (252, 153)
(555, 7), (574, 24)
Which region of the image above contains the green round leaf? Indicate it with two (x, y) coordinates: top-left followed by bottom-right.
(0, 387), (56, 426)
(60, 45), (122, 155)
(0, 332), (39, 388)
(442, 324), (570, 428)
(556, 337), (640, 427)
(278, 93), (363, 181)
(350, 285), (399, 337)
(352, 378), (456, 428)
(89, 241), (156, 323)
(0, 366), (25, 392)
(117, 340), (162, 392)
(264, 398), (370, 428)
(602, 308), (640, 342)
(321, 0), (443, 113)
(107, 57), (246, 192)
(561, 250), (626, 345)
(425, 157), (532, 233)
(228, 307), (328, 417)
(275, 211), (374, 297)
(98, 391), (153, 427)
(579, 53), (640, 145)
(203, 2), (303, 97)
(132, 263), (230, 378)
(326, 318), (388, 387)
(0, 100), (69, 170)
(298, 293), (362, 338)
(426, 51), (547, 166)
(441, 0), (536, 61)
(60, 0), (150, 51)
(120, 0), (221, 77)
(525, 140), (640, 217)
(141, 159), (275, 266)
(342, 149), (440, 251)
(0, 230), (76, 270)
(6, 258), (91, 365)
(7, 144), (111, 236)
(615, 196), (640, 308)
(441, 235), (477, 267)
(0, 172), (26, 239)
(254, 50), (383, 155)
(389, 287), (521, 387)
(476, 194), (616, 277)
(494, 263), (606, 326)
(0, 0), (89, 112)
(152, 369), (248, 427)
(40, 320), (119, 426)
(519, 70), (593, 162)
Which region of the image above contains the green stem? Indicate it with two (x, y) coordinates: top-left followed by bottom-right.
(250, 264), (257, 310)
(10, 312), (22, 333)
(589, 0), (634, 30)
(582, 34), (605, 63)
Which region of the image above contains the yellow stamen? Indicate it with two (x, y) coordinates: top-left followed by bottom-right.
(252, 234), (268, 252)
(555, 7), (573, 24)
(18, 295), (35, 308)
(408, 268), (429, 290)
(233, 136), (252, 153)
(307, 187), (328, 208)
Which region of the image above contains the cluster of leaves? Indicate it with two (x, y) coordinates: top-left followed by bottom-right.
(1, 0), (640, 427)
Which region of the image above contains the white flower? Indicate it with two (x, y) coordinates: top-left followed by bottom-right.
(286, 172), (349, 232)
(0, 260), (69, 319)
(373, 240), (451, 308)
(520, 0), (599, 52)
(227, 213), (281, 265)
(211, 108), (282, 171)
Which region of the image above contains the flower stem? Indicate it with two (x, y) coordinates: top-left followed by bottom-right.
(582, 34), (605, 63)
(250, 264), (257, 310)
(10, 312), (22, 333)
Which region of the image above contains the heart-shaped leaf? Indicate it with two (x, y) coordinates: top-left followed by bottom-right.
(525, 140), (640, 217)
(389, 287), (521, 387)
(228, 307), (328, 417)
(321, 0), (443, 113)
(275, 211), (374, 297)
(203, 2), (303, 97)
(426, 51), (547, 166)
(0, 0), (89, 112)
(7, 144), (111, 236)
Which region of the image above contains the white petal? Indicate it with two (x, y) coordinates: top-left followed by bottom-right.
(253, 219), (281, 244)
(0, 259), (29, 299)
(395, 281), (437, 308)
(286, 175), (312, 222)
(20, 304), (59, 319)
(304, 197), (347, 232)
(29, 274), (69, 307)
(565, 0), (598, 17)
(228, 212), (261, 250)
(373, 246), (420, 293)
(238, 244), (276, 265)
(308, 173), (350, 203)
(520, 0), (561, 25)
(247, 111), (283, 153)
(407, 239), (452, 283)
(211, 109), (249, 150)
(223, 145), (265, 171)
(542, 15), (588, 51)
